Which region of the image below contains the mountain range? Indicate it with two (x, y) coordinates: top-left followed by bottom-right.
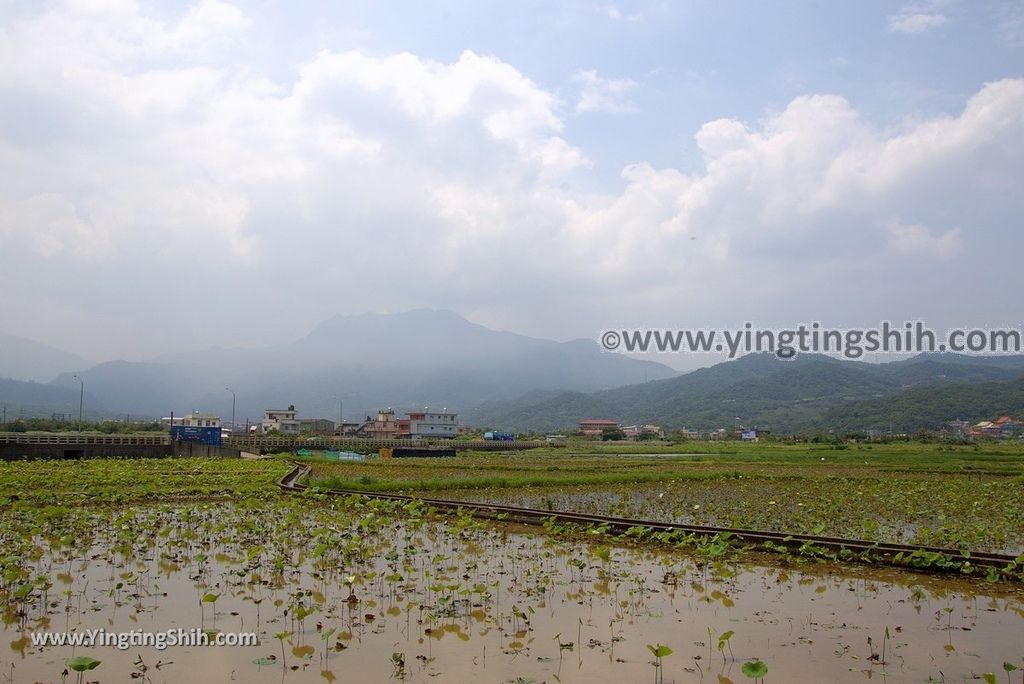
(0, 332), (92, 383)
(3, 310), (1024, 433)
(466, 352), (1024, 433)
(2, 310), (676, 422)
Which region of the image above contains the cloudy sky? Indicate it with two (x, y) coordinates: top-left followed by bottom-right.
(1, 0), (1021, 369)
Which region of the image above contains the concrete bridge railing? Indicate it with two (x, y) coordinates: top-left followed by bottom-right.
(224, 436), (544, 451)
(0, 432), (170, 445)
(0, 432), (545, 455)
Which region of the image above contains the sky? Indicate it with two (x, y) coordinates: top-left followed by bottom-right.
(0, 0), (1022, 370)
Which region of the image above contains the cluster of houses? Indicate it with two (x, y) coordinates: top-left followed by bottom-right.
(577, 419), (767, 441)
(947, 415), (1024, 439)
(261, 406), (463, 439)
(577, 419), (666, 440)
(164, 408), (774, 443)
(348, 408), (462, 440)
(164, 406), (463, 440)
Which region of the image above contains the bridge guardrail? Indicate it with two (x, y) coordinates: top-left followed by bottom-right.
(225, 436), (544, 451)
(0, 432), (170, 445)
(0, 433), (544, 450)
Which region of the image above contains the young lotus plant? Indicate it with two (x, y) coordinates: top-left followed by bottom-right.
(646, 643), (672, 683)
(742, 660), (768, 683)
(65, 656), (100, 684)
(200, 592), (220, 626)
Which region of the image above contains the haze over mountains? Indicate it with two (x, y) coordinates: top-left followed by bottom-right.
(0, 310), (676, 421)
(0, 332), (92, 383)
(3, 310), (1024, 433)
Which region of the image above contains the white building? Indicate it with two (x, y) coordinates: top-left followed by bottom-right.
(622, 424), (663, 439)
(262, 405), (300, 435)
(161, 412), (221, 428)
(408, 409), (458, 439)
(184, 413), (221, 428)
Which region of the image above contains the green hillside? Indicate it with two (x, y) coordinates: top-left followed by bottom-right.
(469, 353), (1024, 433)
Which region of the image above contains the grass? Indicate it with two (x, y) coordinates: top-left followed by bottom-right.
(311, 468), (746, 492)
(304, 441), (1024, 489)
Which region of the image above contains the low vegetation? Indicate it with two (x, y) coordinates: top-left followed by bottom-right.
(0, 417), (165, 433)
(0, 457), (291, 506)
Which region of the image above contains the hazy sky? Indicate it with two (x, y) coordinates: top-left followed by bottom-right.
(1, 0), (1021, 369)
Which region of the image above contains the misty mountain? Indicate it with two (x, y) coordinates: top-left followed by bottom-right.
(468, 352), (1024, 432)
(48, 310), (677, 421)
(13, 310), (1024, 434)
(469, 390), (622, 433)
(0, 377), (104, 419)
(0, 332), (92, 383)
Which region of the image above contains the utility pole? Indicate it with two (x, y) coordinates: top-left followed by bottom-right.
(226, 387), (236, 435)
(332, 396), (343, 436)
(73, 375), (84, 432)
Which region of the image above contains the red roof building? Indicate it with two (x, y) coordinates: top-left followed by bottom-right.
(578, 418), (620, 437)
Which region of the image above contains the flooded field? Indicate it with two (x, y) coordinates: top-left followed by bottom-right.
(308, 448), (1024, 554)
(3, 495), (1024, 684)
(423, 479), (1024, 555)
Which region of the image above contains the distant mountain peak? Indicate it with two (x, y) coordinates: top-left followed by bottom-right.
(307, 308), (497, 339)
(13, 310), (677, 419)
(0, 331), (93, 383)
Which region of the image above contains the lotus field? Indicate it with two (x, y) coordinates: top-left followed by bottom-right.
(1, 445), (1022, 683)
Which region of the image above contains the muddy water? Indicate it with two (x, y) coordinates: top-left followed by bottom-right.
(3, 503), (1023, 684)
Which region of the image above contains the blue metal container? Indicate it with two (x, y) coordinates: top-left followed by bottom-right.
(484, 431), (515, 441)
(170, 425), (222, 446)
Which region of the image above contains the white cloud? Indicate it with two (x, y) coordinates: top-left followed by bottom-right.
(574, 69), (639, 114)
(884, 219), (962, 257)
(0, 0), (1022, 360)
(541, 79), (1022, 308)
(0, 193), (111, 259)
(0, 3), (586, 269)
(175, 0), (250, 47)
(997, 0), (1024, 46)
(604, 5), (644, 23)
(293, 49), (587, 175)
(887, 2), (949, 34)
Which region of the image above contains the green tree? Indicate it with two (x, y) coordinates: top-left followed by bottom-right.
(601, 427), (626, 441)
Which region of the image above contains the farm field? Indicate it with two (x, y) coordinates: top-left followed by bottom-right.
(307, 443), (1024, 554)
(0, 453), (1021, 683)
(0, 458), (292, 505)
